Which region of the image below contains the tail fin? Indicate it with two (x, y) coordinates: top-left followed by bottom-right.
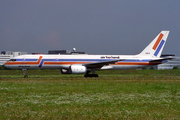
(139, 31), (170, 57)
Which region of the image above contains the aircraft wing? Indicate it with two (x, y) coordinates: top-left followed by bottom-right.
(82, 59), (120, 69)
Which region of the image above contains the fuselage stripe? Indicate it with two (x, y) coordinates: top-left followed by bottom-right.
(5, 59), (163, 67)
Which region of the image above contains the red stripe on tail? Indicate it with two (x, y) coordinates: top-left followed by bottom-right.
(152, 33), (164, 50)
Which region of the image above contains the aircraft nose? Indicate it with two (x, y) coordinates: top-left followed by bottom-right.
(3, 63), (6, 67)
(3, 62), (8, 68)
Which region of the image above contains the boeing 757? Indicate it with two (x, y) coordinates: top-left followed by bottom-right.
(4, 31), (173, 77)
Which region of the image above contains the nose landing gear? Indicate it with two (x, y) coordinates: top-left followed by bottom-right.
(22, 69), (28, 78)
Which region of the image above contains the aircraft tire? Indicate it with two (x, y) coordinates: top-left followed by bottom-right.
(24, 75), (28, 78)
(84, 74), (98, 77)
(84, 74), (88, 77)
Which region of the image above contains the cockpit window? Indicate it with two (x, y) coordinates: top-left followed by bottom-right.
(9, 59), (16, 61)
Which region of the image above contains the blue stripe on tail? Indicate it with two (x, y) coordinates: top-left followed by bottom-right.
(154, 40), (165, 57)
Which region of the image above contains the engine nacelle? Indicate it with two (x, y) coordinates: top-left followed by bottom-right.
(70, 65), (87, 74)
(60, 65), (87, 74)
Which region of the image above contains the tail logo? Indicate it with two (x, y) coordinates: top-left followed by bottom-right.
(152, 33), (165, 57)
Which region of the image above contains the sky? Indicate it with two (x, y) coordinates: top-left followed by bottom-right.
(0, 0), (180, 55)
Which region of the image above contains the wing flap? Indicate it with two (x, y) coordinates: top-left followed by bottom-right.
(83, 59), (120, 68)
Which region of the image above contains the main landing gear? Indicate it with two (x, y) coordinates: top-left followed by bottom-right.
(22, 69), (28, 78)
(84, 74), (98, 77)
(84, 70), (99, 77)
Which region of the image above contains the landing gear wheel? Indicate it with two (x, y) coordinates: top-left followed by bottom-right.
(84, 70), (98, 77)
(84, 74), (88, 77)
(22, 69), (28, 78)
(94, 74), (98, 77)
(84, 74), (98, 77)
(24, 75), (28, 78)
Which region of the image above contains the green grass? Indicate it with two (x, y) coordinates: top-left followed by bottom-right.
(0, 70), (180, 119)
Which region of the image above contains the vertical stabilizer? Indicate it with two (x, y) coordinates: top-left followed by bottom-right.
(139, 31), (170, 57)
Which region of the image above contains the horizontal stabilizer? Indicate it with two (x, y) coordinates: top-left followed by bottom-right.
(149, 56), (175, 63)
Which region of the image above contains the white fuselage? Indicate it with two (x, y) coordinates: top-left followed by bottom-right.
(4, 31), (171, 76)
(4, 54), (161, 70)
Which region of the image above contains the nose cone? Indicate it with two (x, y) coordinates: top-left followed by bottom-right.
(4, 62), (7, 67)
(4, 61), (9, 68)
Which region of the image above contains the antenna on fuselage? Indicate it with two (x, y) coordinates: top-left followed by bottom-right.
(73, 48), (76, 52)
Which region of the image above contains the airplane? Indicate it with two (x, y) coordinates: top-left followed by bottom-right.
(4, 31), (174, 78)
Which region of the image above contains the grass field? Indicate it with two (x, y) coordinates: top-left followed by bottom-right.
(0, 70), (180, 119)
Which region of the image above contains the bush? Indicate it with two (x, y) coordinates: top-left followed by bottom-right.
(173, 66), (179, 70)
(150, 67), (155, 70)
(0, 65), (9, 70)
(142, 67), (147, 70)
(0, 65), (5, 70)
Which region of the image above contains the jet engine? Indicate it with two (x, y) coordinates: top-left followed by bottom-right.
(60, 65), (87, 74)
